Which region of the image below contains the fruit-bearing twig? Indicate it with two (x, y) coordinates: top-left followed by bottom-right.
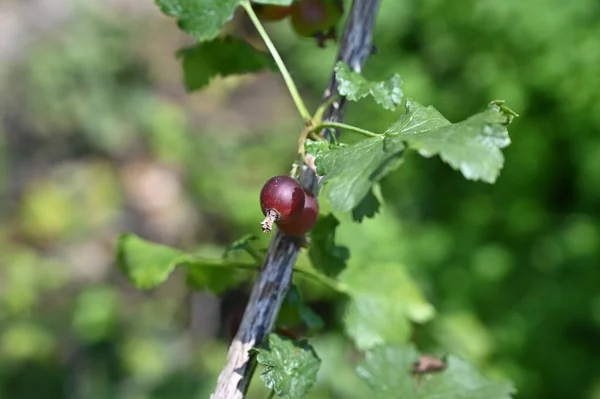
(210, 2), (382, 398)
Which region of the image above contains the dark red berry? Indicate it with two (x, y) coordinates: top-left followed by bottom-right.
(253, 3), (293, 21)
(290, 0), (343, 41)
(260, 176), (306, 233)
(278, 190), (319, 237)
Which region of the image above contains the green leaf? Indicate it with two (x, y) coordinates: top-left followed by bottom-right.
(358, 344), (420, 395)
(116, 233), (188, 289)
(183, 258), (256, 295)
(304, 139), (333, 158)
(351, 188), (381, 222)
(177, 37), (277, 92)
(386, 99), (514, 183)
(116, 234), (256, 294)
(315, 136), (404, 213)
(155, 0), (241, 42)
(252, 334), (321, 399)
(277, 285), (325, 333)
(334, 62), (403, 111)
(357, 345), (515, 399)
(308, 214), (349, 278)
(298, 305), (324, 334)
(316, 99), (515, 213)
(340, 263), (435, 350)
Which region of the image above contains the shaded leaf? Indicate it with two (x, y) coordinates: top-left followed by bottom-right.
(351, 188), (381, 222)
(183, 258), (256, 295)
(315, 136), (404, 213)
(357, 345), (515, 399)
(308, 214), (350, 278)
(155, 0), (241, 42)
(116, 233), (188, 289)
(334, 62), (403, 111)
(340, 263), (435, 350)
(277, 285), (325, 334)
(387, 99), (514, 183)
(251, 334), (321, 398)
(298, 306), (324, 334)
(177, 37), (276, 92)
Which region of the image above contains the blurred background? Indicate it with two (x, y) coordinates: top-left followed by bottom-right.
(1, 0), (600, 398)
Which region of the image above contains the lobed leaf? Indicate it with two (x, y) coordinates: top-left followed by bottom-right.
(315, 135), (404, 213)
(334, 62), (403, 111)
(315, 99), (516, 214)
(116, 233), (188, 289)
(251, 333), (321, 398)
(357, 345), (515, 399)
(308, 214), (349, 278)
(155, 0), (241, 42)
(304, 139), (336, 158)
(177, 37), (276, 92)
(340, 263), (435, 350)
(116, 234), (256, 293)
(386, 99), (514, 183)
(351, 188), (381, 222)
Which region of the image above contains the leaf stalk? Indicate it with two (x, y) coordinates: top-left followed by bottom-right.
(242, 1), (312, 122)
(313, 121), (381, 138)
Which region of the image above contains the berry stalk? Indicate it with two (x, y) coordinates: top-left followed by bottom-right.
(261, 209), (280, 233)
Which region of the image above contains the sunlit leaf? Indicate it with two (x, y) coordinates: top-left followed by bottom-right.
(251, 334), (321, 398)
(335, 62), (403, 111)
(315, 135), (404, 212)
(357, 345), (515, 399)
(155, 0), (241, 42)
(116, 233), (188, 289)
(340, 263), (435, 350)
(116, 234), (256, 293)
(386, 99), (515, 183)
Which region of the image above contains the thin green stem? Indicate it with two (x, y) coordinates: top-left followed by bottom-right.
(313, 94), (340, 124)
(313, 121), (382, 138)
(297, 125), (312, 161)
(267, 390), (275, 399)
(242, 1), (311, 122)
(308, 132), (325, 141)
(244, 246), (264, 263)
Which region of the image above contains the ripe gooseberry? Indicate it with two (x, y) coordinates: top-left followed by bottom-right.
(260, 176), (305, 233)
(277, 190), (319, 236)
(290, 0), (343, 40)
(252, 3), (293, 21)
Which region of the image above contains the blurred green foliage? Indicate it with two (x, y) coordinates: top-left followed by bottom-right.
(1, 0), (599, 398)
